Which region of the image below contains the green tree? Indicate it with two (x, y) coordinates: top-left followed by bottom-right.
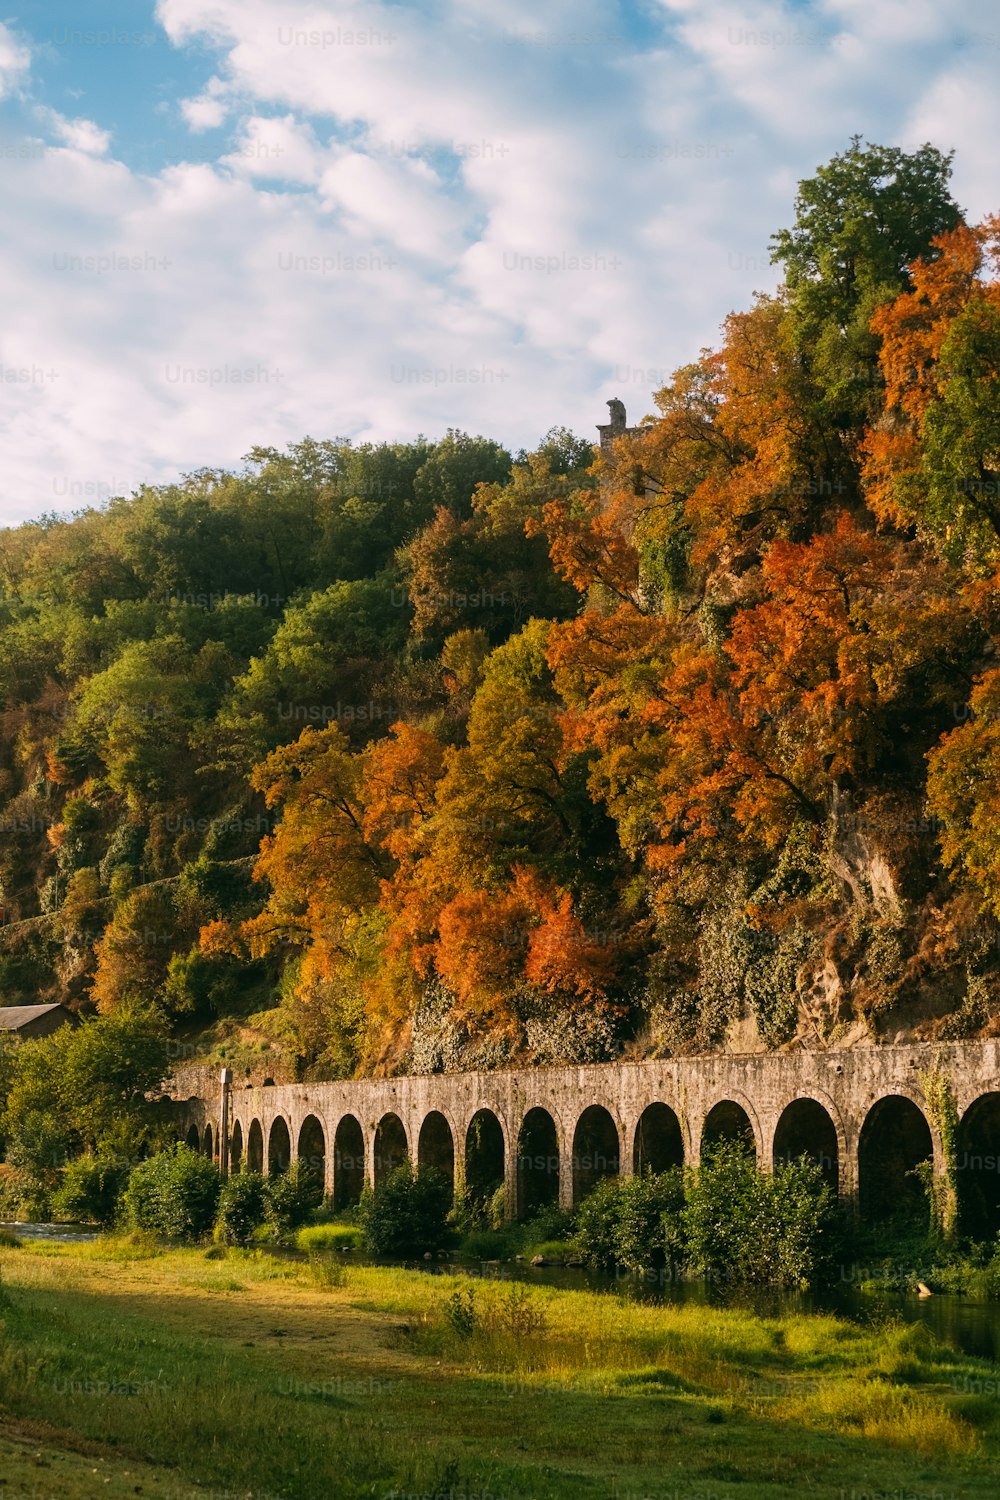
(771, 137), (960, 430)
(2, 1004), (168, 1160)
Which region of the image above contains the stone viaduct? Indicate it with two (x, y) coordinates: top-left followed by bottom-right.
(172, 1040), (1000, 1232)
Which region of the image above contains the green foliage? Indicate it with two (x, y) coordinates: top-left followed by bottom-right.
(51, 1153), (131, 1226)
(2, 1005), (168, 1160)
(121, 1145), (220, 1242)
(411, 430), (512, 516)
(357, 1161), (454, 1257)
(263, 1159), (322, 1237)
(919, 1065), (959, 1241)
(682, 1143), (835, 1289)
(771, 135), (960, 427)
(575, 1171), (686, 1273)
(441, 1281), (546, 1341)
(214, 1171), (268, 1246)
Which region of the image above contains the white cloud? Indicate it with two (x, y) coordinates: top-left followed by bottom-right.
(180, 75), (230, 132)
(0, 21), (30, 99)
(41, 110), (112, 156)
(221, 114), (322, 183)
(180, 95), (228, 132)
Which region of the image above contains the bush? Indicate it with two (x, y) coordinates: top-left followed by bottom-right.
(357, 1161), (453, 1257)
(308, 1253), (347, 1288)
(521, 1203), (576, 1247)
(3, 1109), (69, 1207)
(51, 1154), (130, 1226)
(121, 1145), (220, 1242)
(682, 1143), (834, 1289)
(215, 1171), (267, 1246)
(264, 1160), (322, 1238)
(575, 1171), (685, 1274)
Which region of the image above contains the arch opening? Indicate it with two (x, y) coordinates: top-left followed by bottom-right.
(334, 1114), (365, 1209)
(267, 1116), (291, 1176)
(297, 1114), (327, 1206)
(858, 1095), (932, 1224)
(701, 1101), (755, 1160)
(185, 1123), (200, 1151)
(417, 1111), (455, 1187)
(633, 1103), (684, 1175)
(203, 1123), (214, 1160)
(957, 1093), (1000, 1240)
(230, 1119), (244, 1173)
(374, 1112), (408, 1186)
(247, 1119), (264, 1174)
(773, 1098), (839, 1192)
(464, 1109), (505, 1216)
(572, 1104), (620, 1204)
(517, 1108), (559, 1219)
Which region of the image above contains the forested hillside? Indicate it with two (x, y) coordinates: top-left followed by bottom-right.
(3, 138), (1000, 1081)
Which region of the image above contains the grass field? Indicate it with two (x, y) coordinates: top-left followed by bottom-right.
(0, 1234), (996, 1498)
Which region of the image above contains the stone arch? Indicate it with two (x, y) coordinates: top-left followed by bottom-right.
(517, 1107), (560, 1218)
(633, 1102), (684, 1175)
(297, 1114), (327, 1204)
(858, 1095), (933, 1223)
(203, 1123), (214, 1159)
(230, 1119), (243, 1172)
(701, 1099), (757, 1160)
(464, 1109), (506, 1211)
(185, 1122), (200, 1151)
(572, 1104), (621, 1204)
(267, 1116), (292, 1176)
(772, 1096), (840, 1192)
(247, 1119), (264, 1174)
(417, 1111), (455, 1184)
(374, 1112), (408, 1185)
(957, 1093), (1000, 1240)
(334, 1114), (365, 1209)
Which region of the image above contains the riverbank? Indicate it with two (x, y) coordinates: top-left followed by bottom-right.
(0, 1235), (998, 1498)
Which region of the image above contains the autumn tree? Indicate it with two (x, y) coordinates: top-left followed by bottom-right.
(863, 219), (1000, 564)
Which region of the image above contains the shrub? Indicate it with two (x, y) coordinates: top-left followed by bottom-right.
(575, 1170), (686, 1274)
(442, 1281), (546, 1340)
(121, 1145), (220, 1242)
(572, 1180), (620, 1271)
(215, 1171), (267, 1246)
(682, 1142), (834, 1289)
(264, 1160), (321, 1238)
(51, 1154), (130, 1227)
(308, 1254), (347, 1288)
(3, 1109), (69, 1208)
(357, 1161), (453, 1257)
(521, 1203), (576, 1247)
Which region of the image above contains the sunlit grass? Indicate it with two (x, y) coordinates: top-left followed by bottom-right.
(0, 1237), (994, 1498)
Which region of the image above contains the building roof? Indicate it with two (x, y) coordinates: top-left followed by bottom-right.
(0, 1003), (74, 1030)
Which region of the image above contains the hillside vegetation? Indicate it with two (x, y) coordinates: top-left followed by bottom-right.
(2, 137), (1000, 1080)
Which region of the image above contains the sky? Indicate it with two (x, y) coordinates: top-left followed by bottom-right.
(0, 0), (997, 526)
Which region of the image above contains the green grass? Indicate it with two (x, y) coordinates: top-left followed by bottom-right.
(0, 1234), (997, 1498)
(525, 1237), (580, 1263)
(295, 1222), (363, 1252)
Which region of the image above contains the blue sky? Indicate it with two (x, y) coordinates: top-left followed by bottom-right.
(0, 0), (997, 524)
